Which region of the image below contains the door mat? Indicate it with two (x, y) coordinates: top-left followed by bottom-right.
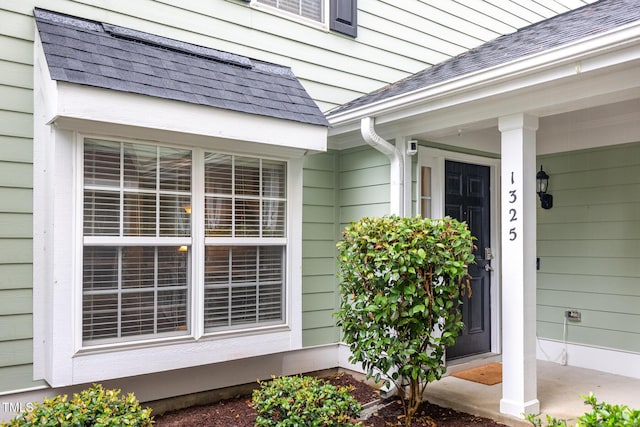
(450, 363), (502, 385)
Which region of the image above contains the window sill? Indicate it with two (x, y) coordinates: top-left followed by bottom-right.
(61, 327), (297, 386)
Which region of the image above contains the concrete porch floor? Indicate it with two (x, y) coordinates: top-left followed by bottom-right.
(424, 359), (640, 426)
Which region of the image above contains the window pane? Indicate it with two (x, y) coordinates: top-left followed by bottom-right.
(84, 190), (120, 236)
(231, 285), (256, 325)
(159, 147), (191, 193)
(301, 0), (322, 21)
(262, 160), (286, 199)
(124, 192), (156, 236)
(204, 246), (284, 331)
(256, 0), (322, 22)
(83, 247), (118, 291)
(263, 200), (286, 237)
(259, 246), (283, 321)
(235, 157), (260, 196)
(279, 0), (301, 16)
(160, 194), (191, 237)
(158, 246), (190, 288)
(84, 140), (192, 239)
(123, 143), (156, 190)
(205, 196), (232, 236)
(84, 139), (120, 187)
(82, 246), (190, 344)
(232, 246), (257, 283)
(122, 246), (155, 289)
(204, 153), (232, 195)
(204, 246), (231, 328)
(158, 289), (188, 332)
(235, 198), (260, 236)
(83, 293), (118, 341)
(121, 291), (155, 337)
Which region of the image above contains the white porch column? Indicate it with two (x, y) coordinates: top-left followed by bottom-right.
(498, 113), (540, 417)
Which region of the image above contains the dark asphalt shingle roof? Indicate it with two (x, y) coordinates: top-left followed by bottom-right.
(34, 8), (328, 127)
(328, 0), (640, 116)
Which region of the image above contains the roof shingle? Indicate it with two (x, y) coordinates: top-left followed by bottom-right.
(34, 8), (328, 127)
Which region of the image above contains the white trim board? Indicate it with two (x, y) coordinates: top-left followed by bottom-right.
(536, 338), (640, 379)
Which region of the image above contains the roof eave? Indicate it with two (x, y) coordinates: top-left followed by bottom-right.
(327, 20), (640, 137)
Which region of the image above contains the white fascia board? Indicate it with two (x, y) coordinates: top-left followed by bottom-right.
(51, 83), (327, 154)
(328, 21), (640, 134)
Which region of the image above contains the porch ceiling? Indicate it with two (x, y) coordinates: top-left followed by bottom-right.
(328, 57), (640, 155)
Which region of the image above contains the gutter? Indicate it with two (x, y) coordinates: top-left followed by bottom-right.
(360, 117), (404, 216)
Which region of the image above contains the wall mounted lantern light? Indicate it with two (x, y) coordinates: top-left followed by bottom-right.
(536, 165), (553, 209)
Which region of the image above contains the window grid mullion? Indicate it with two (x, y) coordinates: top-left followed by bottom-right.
(227, 247), (233, 327)
(231, 156), (236, 238)
(255, 246), (260, 323)
(117, 247), (123, 339)
(119, 143), (124, 237)
(258, 159), (263, 238)
(156, 146), (160, 238)
(154, 246), (158, 334)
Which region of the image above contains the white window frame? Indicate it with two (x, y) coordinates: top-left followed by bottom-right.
(77, 137), (292, 350)
(33, 129), (304, 386)
(251, 0), (329, 30)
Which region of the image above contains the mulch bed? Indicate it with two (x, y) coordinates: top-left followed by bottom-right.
(154, 372), (507, 426)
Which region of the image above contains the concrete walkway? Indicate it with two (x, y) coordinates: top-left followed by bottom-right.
(424, 359), (640, 426)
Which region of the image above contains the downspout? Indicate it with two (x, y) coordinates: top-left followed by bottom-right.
(360, 117), (403, 398)
(360, 117), (404, 216)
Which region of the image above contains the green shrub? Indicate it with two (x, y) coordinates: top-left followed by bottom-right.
(526, 393), (640, 427)
(251, 375), (362, 427)
(335, 215), (474, 425)
(1, 384), (153, 427)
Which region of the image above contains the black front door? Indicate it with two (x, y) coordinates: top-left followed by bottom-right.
(444, 160), (492, 359)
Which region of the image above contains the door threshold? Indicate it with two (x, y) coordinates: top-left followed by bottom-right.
(445, 353), (501, 375)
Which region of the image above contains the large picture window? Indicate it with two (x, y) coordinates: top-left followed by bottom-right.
(81, 138), (286, 346)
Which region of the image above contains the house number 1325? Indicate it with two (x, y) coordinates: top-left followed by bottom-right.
(508, 172), (517, 241)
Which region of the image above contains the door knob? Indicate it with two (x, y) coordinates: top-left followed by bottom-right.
(484, 263), (493, 272)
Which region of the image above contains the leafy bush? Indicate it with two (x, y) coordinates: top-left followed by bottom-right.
(335, 215), (474, 424)
(251, 375), (362, 426)
(1, 384), (153, 427)
(526, 393), (640, 426)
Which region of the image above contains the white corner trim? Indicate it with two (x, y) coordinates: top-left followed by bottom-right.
(536, 338), (640, 379)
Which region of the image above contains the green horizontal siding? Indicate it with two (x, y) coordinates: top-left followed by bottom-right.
(0, 214), (32, 238)
(0, 314), (32, 341)
(0, 62), (33, 89)
(0, 136), (33, 163)
(0, 339), (32, 366)
(537, 142), (640, 353)
(338, 146), (391, 227)
(0, 188), (32, 213)
(0, 365), (44, 393)
(0, 239), (32, 264)
(0, 264), (32, 290)
(302, 151), (340, 347)
(0, 289), (32, 315)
